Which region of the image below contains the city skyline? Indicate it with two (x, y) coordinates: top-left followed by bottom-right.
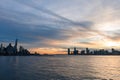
(0, 39), (31, 55)
(68, 47), (120, 55)
(1, 0), (120, 54)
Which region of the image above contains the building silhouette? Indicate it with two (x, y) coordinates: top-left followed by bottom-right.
(73, 47), (79, 55)
(68, 48), (71, 55)
(6, 43), (14, 55)
(0, 44), (5, 54)
(86, 48), (90, 54)
(14, 39), (18, 54)
(0, 39), (31, 56)
(68, 47), (120, 55)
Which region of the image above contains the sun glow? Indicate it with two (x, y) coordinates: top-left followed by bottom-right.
(29, 48), (66, 54)
(105, 41), (120, 47)
(97, 22), (120, 31)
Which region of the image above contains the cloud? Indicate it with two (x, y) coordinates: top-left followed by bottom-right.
(1, 0), (120, 53)
(0, 0), (94, 28)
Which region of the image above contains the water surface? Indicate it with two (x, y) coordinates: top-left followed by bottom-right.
(0, 55), (120, 80)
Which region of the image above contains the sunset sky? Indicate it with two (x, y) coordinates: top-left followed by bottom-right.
(1, 0), (120, 54)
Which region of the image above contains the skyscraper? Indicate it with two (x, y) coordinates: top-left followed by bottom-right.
(0, 44), (4, 54)
(68, 48), (70, 55)
(86, 48), (90, 54)
(14, 39), (18, 54)
(73, 47), (78, 55)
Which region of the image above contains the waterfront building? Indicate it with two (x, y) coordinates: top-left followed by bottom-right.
(68, 48), (71, 55)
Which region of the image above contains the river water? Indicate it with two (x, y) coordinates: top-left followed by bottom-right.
(0, 55), (120, 80)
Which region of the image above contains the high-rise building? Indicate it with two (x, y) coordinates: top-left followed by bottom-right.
(73, 47), (78, 55)
(14, 39), (18, 54)
(0, 44), (4, 54)
(86, 48), (90, 54)
(68, 48), (71, 55)
(6, 43), (14, 55)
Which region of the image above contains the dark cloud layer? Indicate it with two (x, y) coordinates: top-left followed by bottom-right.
(0, 19), (70, 42)
(0, 0), (94, 49)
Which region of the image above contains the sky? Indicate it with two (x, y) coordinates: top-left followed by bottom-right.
(1, 0), (120, 54)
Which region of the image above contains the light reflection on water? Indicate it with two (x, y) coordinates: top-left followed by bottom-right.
(0, 56), (120, 80)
